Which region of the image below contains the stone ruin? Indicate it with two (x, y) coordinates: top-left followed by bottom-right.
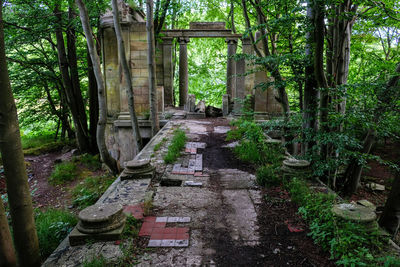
(101, 1), (283, 165)
(69, 203), (126, 246)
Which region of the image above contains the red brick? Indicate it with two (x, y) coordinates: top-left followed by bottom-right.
(154, 222), (166, 228)
(152, 228), (165, 234)
(176, 228), (189, 234)
(150, 233), (164, 240)
(163, 233), (177, 240)
(144, 216), (157, 223)
(139, 228), (152, 236)
(163, 227), (177, 234)
(176, 233), (189, 240)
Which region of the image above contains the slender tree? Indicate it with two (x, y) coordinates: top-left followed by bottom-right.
(54, 1), (92, 153)
(146, 0), (160, 136)
(112, 0), (142, 151)
(0, 2), (40, 265)
(379, 169), (400, 236)
(0, 200), (16, 267)
(76, 0), (119, 174)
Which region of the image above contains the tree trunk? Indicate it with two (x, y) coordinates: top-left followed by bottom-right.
(343, 129), (375, 195)
(146, 0), (160, 137)
(88, 50), (99, 154)
(76, 0), (119, 174)
(302, 0), (319, 154)
(0, 3), (41, 265)
(0, 200), (16, 267)
(379, 169), (400, 236)
(54, 2), (91, 153)
(112, 0), (142, 152)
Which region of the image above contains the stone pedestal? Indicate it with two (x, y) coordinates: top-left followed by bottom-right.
(226, 38), (237, 99)
(281, 158), (311, 177)
(185, 94), (196, 112)
(121, 158), (155, 180)
(179, 38), (190, 107)
(69, 204), (126, 246)
(332, 203), (377, 231)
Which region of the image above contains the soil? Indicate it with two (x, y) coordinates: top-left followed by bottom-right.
(350, 140), (400, 208)
(1, 149), (85, 211)
(199, 118), (334, 266)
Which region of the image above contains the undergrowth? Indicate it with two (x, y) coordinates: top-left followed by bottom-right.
(49, 161), (79, 184)
(154, 137), (168, 152)
(164, 129), (186, 164)
(35, 208), (77, 259)
(230, 117), (400, 266)
(72, 174), (116, 209)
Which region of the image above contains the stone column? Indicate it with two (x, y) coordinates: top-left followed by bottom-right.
(178, 38), (190, 107)
(241, 37), (254, 96)
(226, 38), (238, 99)
(162, 37), (174, 106)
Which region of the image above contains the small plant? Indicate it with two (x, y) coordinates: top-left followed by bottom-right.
(256, 165), (280, 187)
(154, 137), (168, 152)
(82, 255), (108, 267)
(49, 161), (79, 184)
(122, 215), (141, 239)
(164, 129), (186, 164)
(35, 208), (77, 258)
(72, 174), (115, 209)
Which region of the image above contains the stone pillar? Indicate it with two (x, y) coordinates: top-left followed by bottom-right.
(222, 94), (230, 116)
(242, 37), (254, 96)
(162, 37), (174, 106)
(226, 38), (238, 99)
(179, 38), (190, 107)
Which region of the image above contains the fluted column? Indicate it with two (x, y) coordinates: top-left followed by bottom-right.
(226, 38), (238, 99)
(179, 38), (190, 107)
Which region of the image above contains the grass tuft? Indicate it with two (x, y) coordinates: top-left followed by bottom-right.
(72, 174), (116, 209)
(164, 129), (186, 164)
(49, 161), (79, 184)
(35, 208), (77, 259)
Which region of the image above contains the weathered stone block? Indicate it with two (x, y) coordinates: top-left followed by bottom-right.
(130, 41), (148, 51)
(69, 224), (125, 246)
(189, 22), (226, 29)
(222, 94), (230, 116)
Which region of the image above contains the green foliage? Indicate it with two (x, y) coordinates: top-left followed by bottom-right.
(287, 178), (391, 266)
(35, 208), (77, 258)
(49, 162), (79, 185)
(122, 215), (141, 239)
(73, 153), (102, 171)
(21, 128), (71, 155)
(228, 119), (284, 166)
(164, 129), (186, 164)
(82, 255), (108, 267)
(154, 137), (168, 152)
(256, 164), (280, 187)
(72, 175), (116, 209)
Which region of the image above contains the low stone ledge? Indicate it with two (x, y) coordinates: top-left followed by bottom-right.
(42, 121), (176, 266)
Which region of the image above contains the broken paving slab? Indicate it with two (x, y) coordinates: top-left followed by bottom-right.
(185, 142), (207, 149)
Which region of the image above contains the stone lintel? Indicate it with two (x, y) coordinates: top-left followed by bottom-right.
(178, 37), (190, 44)
(226, 37), (238, 44)
(189, 22), (226, 30)
(161, 37), (174, 45)
(161, 30), (242, 39)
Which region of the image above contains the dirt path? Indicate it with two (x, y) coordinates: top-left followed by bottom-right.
(138, 118), (333, 266)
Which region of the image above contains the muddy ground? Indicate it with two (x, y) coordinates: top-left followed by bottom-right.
(199, 118), (334, 266)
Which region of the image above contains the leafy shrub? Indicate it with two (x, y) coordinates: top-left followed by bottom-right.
(256, 165), (280, 187)
(287, 178), (392, 266)
(72, 175), (115, 209)
(164, 129), (186, 164)
(49, 161), (79, 184)
(35, 209), (77, 258)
